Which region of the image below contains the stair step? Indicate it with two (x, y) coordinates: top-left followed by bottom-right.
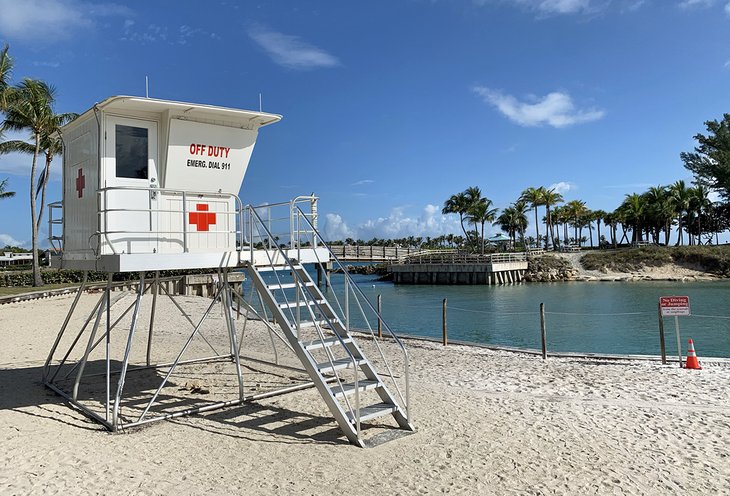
(254, 265), (290, 272)
(278, 298), (326, 309)
(303, 336), (352, 351)
(255, 264), (305, 273)
(298, 319), (331, 330)
(317, 357), (364, 374)
(346, 402), (398, 423)
(331, 380), (380, 398)
(268, 281), (315, 290)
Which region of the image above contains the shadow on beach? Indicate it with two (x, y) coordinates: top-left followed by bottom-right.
(0, 359), (350, 445)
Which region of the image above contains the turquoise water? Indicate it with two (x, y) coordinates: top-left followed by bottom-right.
(318, 273), (730, 358)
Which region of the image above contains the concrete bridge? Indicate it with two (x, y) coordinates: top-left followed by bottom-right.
(389, 251), (530, 285)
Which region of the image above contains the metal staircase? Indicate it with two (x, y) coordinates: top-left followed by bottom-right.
(244, 201), (414, 447)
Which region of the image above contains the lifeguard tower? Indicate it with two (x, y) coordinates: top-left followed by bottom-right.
(44, 96), (413, 447)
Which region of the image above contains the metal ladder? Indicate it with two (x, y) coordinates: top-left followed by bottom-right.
(246, 261), (414, 446)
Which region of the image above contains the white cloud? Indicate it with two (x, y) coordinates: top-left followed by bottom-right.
(0, 233), (26, 248)
(473, 86), (605, 128)
(248, 26), (340, 70)
(0, 0), (131, 41)
(32, 61), (61, 68)
(325, 204), (464, 241)
(548, 181), (575, 194)
(352, 179), (375, 186)
(677, 0), (715, 8)
(725, 2), (730, 14)
(474, 0), (597, 15)
(323, 213), (354, 241)
(535, 0), (593, 14)
(121, 22), (167, 43)
(621, 0), (646, 12)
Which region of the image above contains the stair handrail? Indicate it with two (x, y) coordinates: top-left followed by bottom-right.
(291, 206), (410, 421)
(247, 205), (362, 426)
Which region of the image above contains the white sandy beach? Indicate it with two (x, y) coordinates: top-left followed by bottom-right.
(1, 291), (729, 495)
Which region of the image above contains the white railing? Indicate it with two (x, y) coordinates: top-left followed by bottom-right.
(48, 201), (63, 254)
(242, 195), (319, 260)
(403, 250), (528, 264)
(48, 192), (322, 261)
(246, 204), (411, 429)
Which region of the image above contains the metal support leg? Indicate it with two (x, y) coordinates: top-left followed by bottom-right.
(43, 271), (89, 381)
(50, 293), (105, 383)
(72, 274), (112, 401)
(146, 271), (159, 366)
(105, 277), (111, 421)
(112, 272), (146, 430)
(223, 271), (245, 400)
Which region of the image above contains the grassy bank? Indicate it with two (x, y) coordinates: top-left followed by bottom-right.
(581, 245), (730, 276)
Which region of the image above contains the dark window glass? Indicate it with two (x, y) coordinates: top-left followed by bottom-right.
(115, 125), (148, 179)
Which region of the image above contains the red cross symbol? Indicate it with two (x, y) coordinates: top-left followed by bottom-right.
(189, 203), (216, 231)
(75, 168), (85, 198)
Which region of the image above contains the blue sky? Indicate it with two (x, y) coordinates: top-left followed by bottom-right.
(1, 0), (729, 247)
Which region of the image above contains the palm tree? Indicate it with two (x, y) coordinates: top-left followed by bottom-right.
(0, 44), (12, 110)
(466, 197), (498, 254)
(602, 211), (618, 248)
(463, 186), (484, 246)
(619, 193), (646, 245)
(642, 186), (670, 245)
(442, 192), (471, 244)
(564, 199), (588, 246)
(592, 209), (607, 247)
(1, 79), (76, 286)
(495, 202), (529, 247)
(542, 188), (564, 250)
(513, 199), (530, 248)
(0, 178), (15, 199)
(690, 183), (712, 245)
(520, 186), (546, 249)
(670, 180), (691, 246)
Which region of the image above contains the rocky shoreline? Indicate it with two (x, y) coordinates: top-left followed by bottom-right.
(525, 253), (723, 283)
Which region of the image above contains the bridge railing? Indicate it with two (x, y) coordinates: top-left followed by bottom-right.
(402, 251), (528, 265)
(328, 245), (418, 261)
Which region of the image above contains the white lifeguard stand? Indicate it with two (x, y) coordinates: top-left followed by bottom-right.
(44, 96), (413, 446)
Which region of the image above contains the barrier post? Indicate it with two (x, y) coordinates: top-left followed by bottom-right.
(540, 302), (547, 359)
(442, 298), (448, 346)
(377, 294), (382, 339)
(657, 302), (666, 365)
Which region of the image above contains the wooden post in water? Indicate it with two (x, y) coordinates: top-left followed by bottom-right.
(442, 298), (448, 346)
(540, 302), (547, 359)
(657, 302), (666, 365)
(377, 294), (382, 339)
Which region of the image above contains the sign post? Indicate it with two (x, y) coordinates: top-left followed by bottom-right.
(659, 296), (690, 368)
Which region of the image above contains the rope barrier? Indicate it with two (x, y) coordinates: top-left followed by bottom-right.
(689, 314), (730, 320)
(449, 306), (537, 316)
(545, 311), (650, 316)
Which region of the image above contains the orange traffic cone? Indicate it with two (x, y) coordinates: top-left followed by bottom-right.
(685, 339), (702, 370)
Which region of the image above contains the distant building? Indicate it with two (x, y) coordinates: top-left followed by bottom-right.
(0, 252), (33, 266)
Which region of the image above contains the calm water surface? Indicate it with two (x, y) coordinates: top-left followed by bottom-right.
(321, 273), (730, 358)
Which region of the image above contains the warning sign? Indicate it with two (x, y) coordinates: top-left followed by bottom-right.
(659, 296), (690, 316)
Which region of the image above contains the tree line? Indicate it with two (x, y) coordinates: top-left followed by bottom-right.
(438, 115), (730, 252)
